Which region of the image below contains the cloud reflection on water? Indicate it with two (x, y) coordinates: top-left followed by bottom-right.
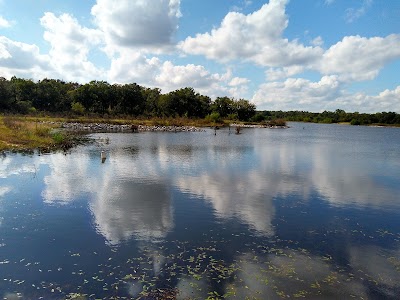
(40, 149), (174, 244)
(0, 155), (37, 179)
(42, 153), (96, 203)
(176, 171), (279, 236)
(90, 181), (173, 244)
(8, 128), (397, 246)
(0, 127), (399, 298)
(310, 144), (399, 209)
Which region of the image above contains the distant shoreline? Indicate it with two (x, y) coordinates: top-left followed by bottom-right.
(291, 121), (400, 128)
(3, 115), (398, 153)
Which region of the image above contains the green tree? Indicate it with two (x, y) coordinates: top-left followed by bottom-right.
(0, 77), (13, 111)
(157, 93), (173, 117)
(89, 81), (113, 113)
(10, 77), (37, 113)
(35, 79), (71, 112)
(170, 87), (197, 117)
(211, 96), (234, 118)
(158, 87), (208, 118)
(195, 95), (212, 118)
(234, 99), (256, 121)
(117, 83), (145, 115)
(71, 102), (85, 115)
(69, 81), (112, 113)
(143, 87), (161, 116)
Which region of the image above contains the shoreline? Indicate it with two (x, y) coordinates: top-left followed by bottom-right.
(57, 122), (205, 132)
(0, 116), (288, 153)
(56, 122), (289, 132)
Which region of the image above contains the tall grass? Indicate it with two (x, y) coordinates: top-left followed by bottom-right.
(0, 116), (71, 151)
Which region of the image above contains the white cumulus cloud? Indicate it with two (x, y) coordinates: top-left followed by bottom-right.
(318, 34), (400, 81)
(91, 0), (181, 54)
(253, 75), (342, 111)
(229, 76), (250, 87)
(346, 86), (400, 113)
(155, 62), (250, 98)
(107, 50), (249, 98)
(156, 61), (212, 89)
(179, 1), (400, 88)
(40, 12), (104, 82)
(108, 50), (161, 85)
(179, 0), (323, 68)
(265, 65), (305, 81)
(0, 36), (52, 79)
(253, 74), (400, 113)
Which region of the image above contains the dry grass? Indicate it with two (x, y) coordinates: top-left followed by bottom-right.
(0, 116), (59, 151)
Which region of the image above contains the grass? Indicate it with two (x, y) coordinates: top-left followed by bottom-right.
(0, 116), (81, 152)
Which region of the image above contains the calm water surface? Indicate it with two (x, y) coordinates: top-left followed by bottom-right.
(1, 123), (399, 299)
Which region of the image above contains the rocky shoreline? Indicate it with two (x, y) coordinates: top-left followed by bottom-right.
(40, 121), (288, 133)
(56, 122), (205, 132)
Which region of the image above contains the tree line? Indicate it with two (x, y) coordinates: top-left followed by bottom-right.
(254, 109), (400, 126)
(1, 77), (398, 125)
(0, 77), (256, 121)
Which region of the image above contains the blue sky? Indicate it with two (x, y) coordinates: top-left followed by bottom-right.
(0, 0), (399, 112)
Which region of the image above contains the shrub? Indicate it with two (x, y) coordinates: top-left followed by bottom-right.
(71, 102), (85, 115)
(250, 113), (265, 122)
(321, 118), (333, 124)
(226, 113), (238, 121)
(205, 112), (221, 123)
(16, 101), (34, 114)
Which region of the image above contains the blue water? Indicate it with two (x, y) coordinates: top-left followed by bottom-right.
(0, 122), (399, 299)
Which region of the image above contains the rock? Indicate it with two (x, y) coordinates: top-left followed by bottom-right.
(43, 121), (205, 133)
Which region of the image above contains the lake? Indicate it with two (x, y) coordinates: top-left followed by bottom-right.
(1, 122), (399, 299)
